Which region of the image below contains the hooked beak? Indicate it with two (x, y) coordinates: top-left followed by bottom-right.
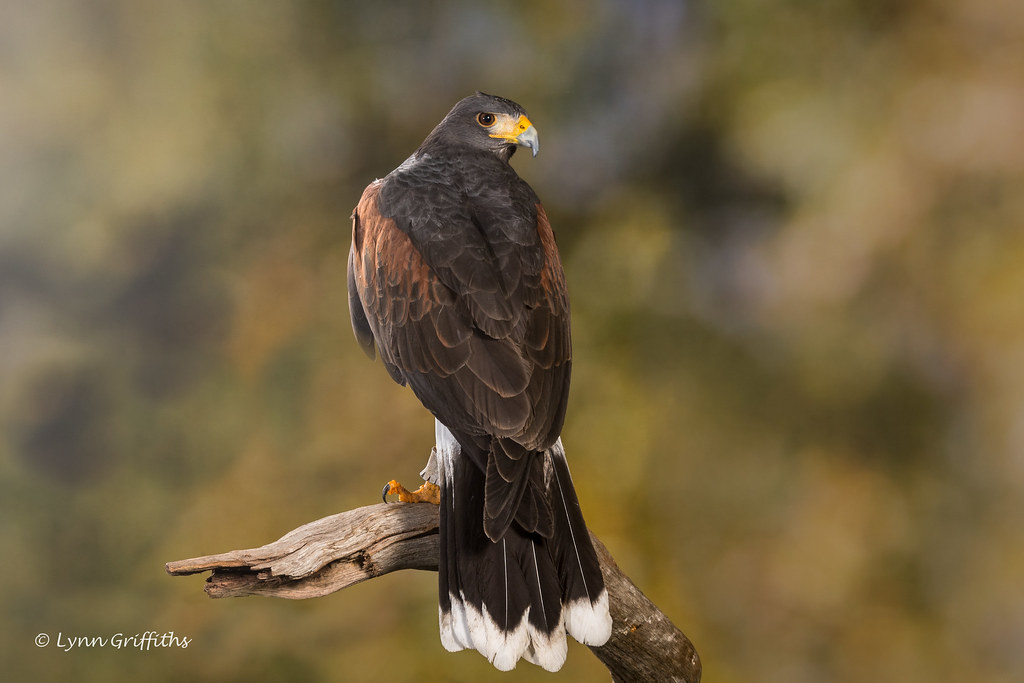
(516, 123), (540, 157)
(490, 114), (540, 157)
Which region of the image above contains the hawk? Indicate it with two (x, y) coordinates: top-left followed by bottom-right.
(347, 93), (611, 671)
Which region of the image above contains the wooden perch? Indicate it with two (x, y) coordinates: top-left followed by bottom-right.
(167, 503), (701, 682)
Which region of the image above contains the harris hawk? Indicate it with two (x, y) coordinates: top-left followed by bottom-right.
(347, 93), (611, 671)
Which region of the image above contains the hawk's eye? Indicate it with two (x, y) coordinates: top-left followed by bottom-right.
(476, 112), (496, 127)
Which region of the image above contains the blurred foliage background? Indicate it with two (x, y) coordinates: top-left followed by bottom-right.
(2, 1), (1023, 681)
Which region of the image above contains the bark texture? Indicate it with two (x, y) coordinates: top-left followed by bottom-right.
(167, 502), (700, 682)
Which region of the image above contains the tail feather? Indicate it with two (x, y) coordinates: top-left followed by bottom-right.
(434, 421), (611, 672)
(546, 439), (612, 644)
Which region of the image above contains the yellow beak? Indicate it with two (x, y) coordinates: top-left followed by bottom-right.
(489, 114), (540, 157)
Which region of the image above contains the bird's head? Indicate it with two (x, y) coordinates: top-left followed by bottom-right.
(419, 92), (539, 163)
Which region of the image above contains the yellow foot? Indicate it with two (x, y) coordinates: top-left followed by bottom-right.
(382, 480), (440, 505)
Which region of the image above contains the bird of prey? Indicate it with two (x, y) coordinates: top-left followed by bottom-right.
(347, 93), (611, 671)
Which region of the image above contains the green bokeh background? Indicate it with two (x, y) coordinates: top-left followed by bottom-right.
(3, 1), (1023, 681)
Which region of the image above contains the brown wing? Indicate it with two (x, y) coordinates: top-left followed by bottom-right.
(347, 180), (570, 454)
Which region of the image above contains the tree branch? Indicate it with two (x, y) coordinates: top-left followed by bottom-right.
(166, 503), (701, 682)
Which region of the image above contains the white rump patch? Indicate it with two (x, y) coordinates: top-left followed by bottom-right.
(424, 420), (460, 485)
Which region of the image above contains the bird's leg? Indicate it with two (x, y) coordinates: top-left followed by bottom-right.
(382, 425), (449, 504)
(382, 479), (440, 504)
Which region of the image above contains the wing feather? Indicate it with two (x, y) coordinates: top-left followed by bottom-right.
(347, 172), (570, 453)
(347, 157), (572, 541)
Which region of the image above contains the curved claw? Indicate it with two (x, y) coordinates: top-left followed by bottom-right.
(380, 479), (439, 505)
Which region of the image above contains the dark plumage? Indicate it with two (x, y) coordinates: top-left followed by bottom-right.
(347, 93), (610, 671)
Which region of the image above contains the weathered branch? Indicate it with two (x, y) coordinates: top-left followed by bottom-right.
(166, 503), (701, 682)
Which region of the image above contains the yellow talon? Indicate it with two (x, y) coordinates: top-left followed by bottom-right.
(382, 480), (440, 504)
